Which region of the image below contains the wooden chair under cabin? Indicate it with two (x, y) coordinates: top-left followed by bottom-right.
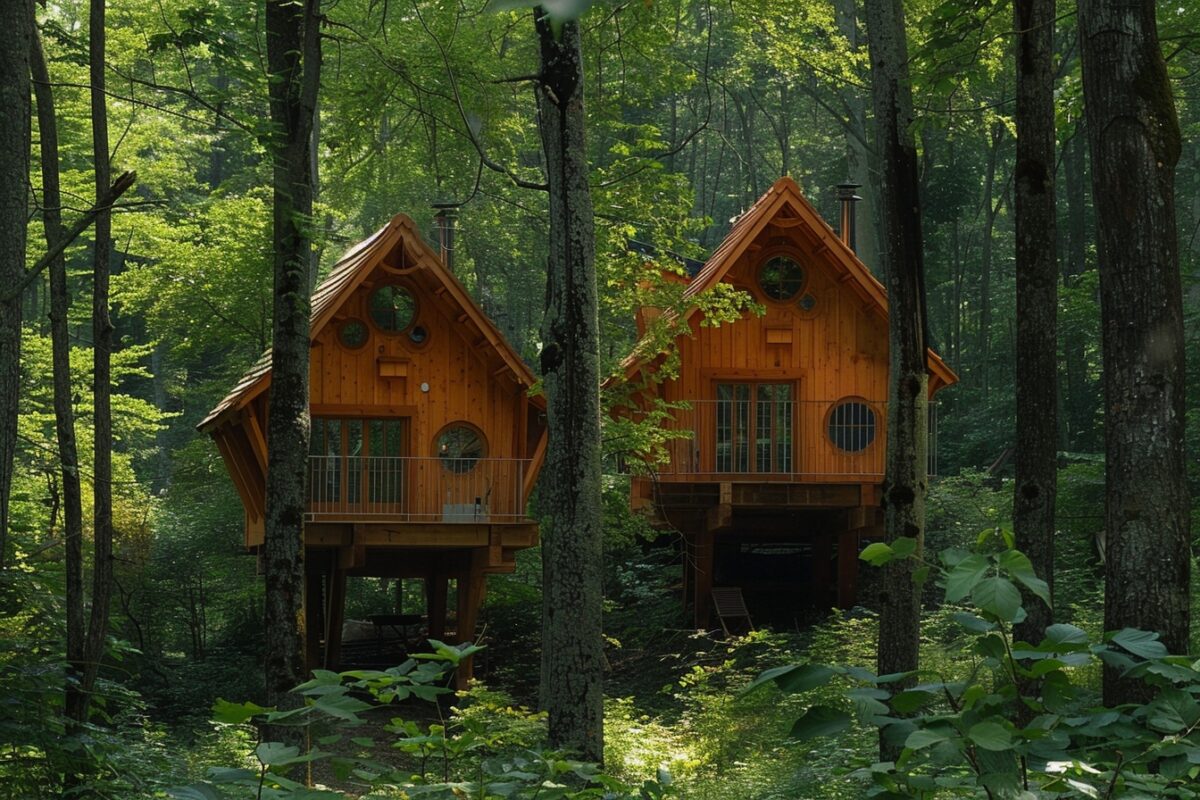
(710, 587), (754, 637)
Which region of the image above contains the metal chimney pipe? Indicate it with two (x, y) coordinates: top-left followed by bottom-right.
(836, 182), (862, 253)
(431, 201), (458, 271)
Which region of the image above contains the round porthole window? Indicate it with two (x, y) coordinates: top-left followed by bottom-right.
(758, 255), (806, 301)
(409, 325), (429, 346)
(369, 284), (417, 332)
(338, 319), (369, 350)
(436, 424), (486, 473)
(828, 400), (877, 453)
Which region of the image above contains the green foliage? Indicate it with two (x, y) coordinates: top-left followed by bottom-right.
(751, 542), (1200, 798)
(177, 644), (674, 799)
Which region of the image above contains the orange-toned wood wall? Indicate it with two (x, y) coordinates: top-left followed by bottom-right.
(649, 229), (891, 480)
(211, 256), (543, 547)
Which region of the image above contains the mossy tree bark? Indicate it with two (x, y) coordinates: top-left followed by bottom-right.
(864, 0), (928, 759)
(1011, 0), (1058, 646)
(1078, 0), (1190, 701)
(264, 0), (321, 717)
(534, 9), (604, 763)
(0, 0), (32, 572)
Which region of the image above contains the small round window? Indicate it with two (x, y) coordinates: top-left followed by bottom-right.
(338, 319), (369, 349)
(758, 255), (806, 301)
(436, 424), (486, 473)
(828, 400), (877, 453)
(369, 285), (417, 332)
(409, 325), (429, 346)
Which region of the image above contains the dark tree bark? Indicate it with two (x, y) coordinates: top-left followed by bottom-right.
(534, 9), (604, 762)
(31, 26), (87, 727)
(0, 0), (32, 572)
(834, 0), (881, 271)
(67, 0), (117, 726)
(864, 0), (929, 759)
(1078, 0), (1190, 700)
(1011, 0), (1058, 646)
(264, 0), (321, 715)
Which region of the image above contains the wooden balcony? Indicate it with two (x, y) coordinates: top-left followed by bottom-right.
(629, 398), (890, 483)
(306, 455), (532, 524)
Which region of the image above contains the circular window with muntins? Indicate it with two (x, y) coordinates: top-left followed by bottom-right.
(436, 424), (486, 473)
(338, 319), (369, 349)
(828, 400), (877, 453)
(369, 284), (417, 332)
(758, 255), (806, 301)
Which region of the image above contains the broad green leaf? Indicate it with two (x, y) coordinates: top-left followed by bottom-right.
(205, 767), (256, 783)
(945, 554), (990, 602)
(255, 742), (300, 765)
(787, 706), (852, 741)
(168, 786), (221, 800)
(743, 663), (835, 695)
(952, 612), (996, 633)
(967, 721), (1013, 752)
(212, 698), (268, 725)
(904, 728), (949, 750)
(1110, 628), (1169, 660)
(891, 689), (937, 714)
(1041, 624), (1089, 649)
(314, 693), (372, 721)
(860, 542), (894, 566)
(890, 537), (917, 558)
(973, 577), (1022, 621)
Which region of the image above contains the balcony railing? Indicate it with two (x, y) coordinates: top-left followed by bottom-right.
(623, 399), (938, 481)
(306, 456), (530, 523)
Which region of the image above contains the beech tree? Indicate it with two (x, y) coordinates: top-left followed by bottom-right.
(1078, 0), (1190, 701)
(263, 0), (322, 712)
(864, 0), (928, 757)
(534, 6), (605, 761)
(0, 0), (31, 572)
(1011, 0), (1058, 646)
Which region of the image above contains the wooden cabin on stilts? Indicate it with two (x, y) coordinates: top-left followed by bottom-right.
(199, 213), (546, 686)
(611, 177), (957, 630)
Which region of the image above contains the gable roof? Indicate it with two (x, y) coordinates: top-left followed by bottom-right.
(616, 176), (958, 392)
(198, 213), (539, 431)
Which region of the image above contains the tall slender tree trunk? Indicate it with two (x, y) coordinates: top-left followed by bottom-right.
(864, 0), (929, 760)
(534, 8), (604, 762)
(0, 0), (32, 572)
(31, 25), (88, 729)
(835, 0), (881, 272)
(1062, 125), (1092, 448)
(976, 127), (1003, 401)
(1011, 0), (1058, 645)
(69, 0), (116, 726)
(264, 0), (321, 716)
(1078, 0), (1190, 700)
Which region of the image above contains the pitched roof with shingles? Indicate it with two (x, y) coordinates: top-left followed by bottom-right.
(198, 213), (538, 431)
(615, 176), (958, 390)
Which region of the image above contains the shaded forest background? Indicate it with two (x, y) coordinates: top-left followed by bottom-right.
(3, 0), (1200, 796)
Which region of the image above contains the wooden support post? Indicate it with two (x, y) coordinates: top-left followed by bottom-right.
(837, 530), (861, 609)
(693, 529), (715, 629)
(324, 569), (347, 670)
(453, 560), (487, 689)
(426, 572), (448, 641)
(304, 571), (324, 676)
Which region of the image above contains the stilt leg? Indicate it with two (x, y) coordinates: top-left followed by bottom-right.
(324, 569), (347, 670)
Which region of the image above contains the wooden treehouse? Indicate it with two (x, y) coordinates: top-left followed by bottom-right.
(199, 212), (545, 679)
(614, 177), (957, 629)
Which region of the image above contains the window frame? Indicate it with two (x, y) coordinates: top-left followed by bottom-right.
(755, 250), (808, 305)
(712, 380), (796, 474)
(367, 281), (419, 335)
(824, 398), (881, 455)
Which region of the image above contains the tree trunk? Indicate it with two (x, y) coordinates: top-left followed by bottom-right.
(264, 0), (321, 718)
(864, 0), (929, 760)
(835, 0), (881, 272)
(0, 0), (32, 572)
(31, 25), (87, 729)
(70, 0), (116, 726)
(534, 8), (604, 763)
(1011, 0), (1058, 646)
(1061, 124), (1092, 449)
(976, 126), (1003, 401)
(1078, 0), (1190, 700)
